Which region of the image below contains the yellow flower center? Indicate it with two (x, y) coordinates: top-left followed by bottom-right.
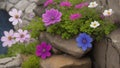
(8, 36), (12, 40)
(93, 23), (97, 26)
(107, 11), (111, 15)
(15, 15), (19, 19)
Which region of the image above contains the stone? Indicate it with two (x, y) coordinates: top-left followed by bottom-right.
(6, 3), (14, 11)
(0, 2), (6, 9)
(0, 57), (13, 65)
(15, 0), (30, 11)
(40, 55), (91, 68)
(93, 28), (120, 68)
(39, 32), (91, 58)
(25, 3), (36, 13)
(36, 0), (46, 6)
(52, 47), (62, 54)
(23, 12), (35, 21)
(29, 0), (39, 3)
(33, 6), (45, 17)
(9, 0), (19, 4)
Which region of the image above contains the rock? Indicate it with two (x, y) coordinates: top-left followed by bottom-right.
(29, 0), (39, 3)
(39, 32), (91, 58)
(23, 12), (35, 21)
(16, 20), (30, 29)
(52, 47), (62, 54)
(0, 57), (13, 65)
(9, 0), (19, 4)
(40, 55), (91, 68)
(15, 0), (30, 11)
(25, 3), (36, 13)
(33, 6), (45, 17)
(0, 2), (6, 9)
(6, 3), (14, 11)
(93, 28), (120, 68)
(36, 0), (46, 6)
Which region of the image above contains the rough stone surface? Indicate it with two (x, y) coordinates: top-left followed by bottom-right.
(93, 28), (120, 68)
(0, 54), (22, 68)
(0, 2), (6, 9)
(9, 0), (19, 4)
(40, 55), (91, 68)
(25, 3), (36, 13)
(34, 6), (45, 17)
(15, 0), (30, 11)
(6, 3), (14, 11)
(36, 0), (46, 5)
(39, 32), (91, 58)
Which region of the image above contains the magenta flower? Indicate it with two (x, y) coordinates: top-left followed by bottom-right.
(36, 42), (52, 59)
(42, 9), (62, 26)
(44, 0), (53, 7)
(70, 13), (82, 20)
(60, 1), (72, 7)
(75, 2), (89, 9)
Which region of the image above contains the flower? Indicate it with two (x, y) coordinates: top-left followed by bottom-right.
(75, 2), (89, 9)
(1, 30), (16, 47)
(88, 1), (98, 8)
(36, 42), (52, 59)
(70, 13), (82, 20)
(76, 33), (93, 51)
(103, 9), (113, 16)
(60, 1), (72, 7)
(44, 0), (53, 7)
(42, 9), (62, 26)
(9, 8), (22, 25)
(90, 21), (100, 28)
(14, 29), (30, 43)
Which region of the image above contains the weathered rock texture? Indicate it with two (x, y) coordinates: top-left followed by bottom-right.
(93, 28), (120, 68)
(40, 55), (91, 68)
(39, 32), (91, 58)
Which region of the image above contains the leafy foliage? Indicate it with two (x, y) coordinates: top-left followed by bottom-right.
(22, 55), (40, 68)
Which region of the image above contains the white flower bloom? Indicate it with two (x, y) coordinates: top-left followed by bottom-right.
(9, 8), (22, 25)
(1, 30), (16, 47)
(88, 1), (98, 8)
(103, 9), (113, 16)
(14, 29), (31, 43)
(90, 21), (100, 28)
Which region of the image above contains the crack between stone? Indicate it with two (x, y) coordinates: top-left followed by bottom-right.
(105, 38), (109, 68)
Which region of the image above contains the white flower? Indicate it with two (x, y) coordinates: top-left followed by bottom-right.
(1, 30), (16, 47)
(90, 21), (100, 28)
(103, 9), (113, 16)
(88, 1), (98, 8)
(9, 8), (22, 25)
(14, 29), (31, 43)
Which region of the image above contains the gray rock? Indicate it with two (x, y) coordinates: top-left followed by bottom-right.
(25, 3), (36, 13)
(40, 55), (91, 68)
(6, 3), (14, 11)
(0, 2), (6, 9)
(29, 0), (39, 3)
(36, 0), (46, 5)
(33, 6), (45, 17)
(15, 0), (30, 11)
(0, 58), (13, 65)
(9, 0), (19, 4)
(23, 12), (35, 21)
(39, 32), (91, 58)
(93, 28), (120, 68)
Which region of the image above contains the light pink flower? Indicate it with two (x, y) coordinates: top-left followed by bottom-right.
(9, 8), (22, 25)
(14, 29), (30, 43)
(75, 2), (89, 9)
(70, 13), (82, 20)
(1, 30), (16, 47)
(60, 1), (72, 7)
(44, 0), (53, 7)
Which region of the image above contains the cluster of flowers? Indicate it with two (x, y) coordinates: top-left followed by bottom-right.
(0, 8), (31, 47)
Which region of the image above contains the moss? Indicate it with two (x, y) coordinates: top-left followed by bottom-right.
(22, 55), (40, 68)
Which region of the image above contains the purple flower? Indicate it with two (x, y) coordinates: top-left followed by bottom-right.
(36, 42), (52, 59)
(42, 9), (62, 26)
(70, 13), (82, 20)
(75, 2), (89, 9)
(44, 0), (53, 7)
(60, 1), (72, 7)
(76, 33), (93, 51)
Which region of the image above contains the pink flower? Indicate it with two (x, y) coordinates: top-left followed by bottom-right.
(1, 30), (16, 47)
(44, 0), (53, 7)
(70, 13), (82, 20)
(36, 42), (52, 59)
(14, 29), (30, 43)
(75, 2), (89, 9)
(60, 1), (72, 7)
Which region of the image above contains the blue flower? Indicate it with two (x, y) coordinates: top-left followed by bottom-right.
(76, 33), (93, 51)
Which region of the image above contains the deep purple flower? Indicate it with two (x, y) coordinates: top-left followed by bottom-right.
(70, 13), (82, 20)
(76, 33), (93, 51)
(60, 1), (72, 7)
(42, 9), (62, 26)
(75, 2), (89, 9)
(44, 0), (53, 7)
(36, 42), (52, 59)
